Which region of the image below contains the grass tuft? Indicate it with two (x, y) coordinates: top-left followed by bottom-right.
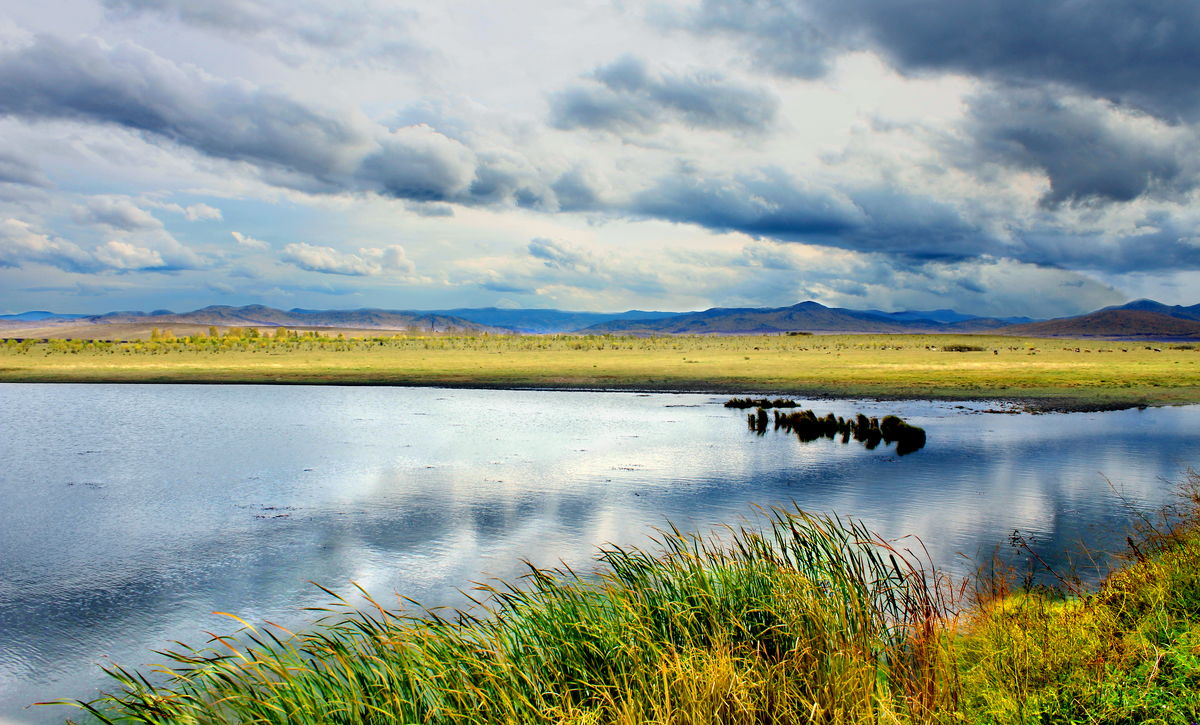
(53, 470), (1200, 724)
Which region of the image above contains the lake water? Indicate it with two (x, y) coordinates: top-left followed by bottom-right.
(1, 383), (1198, 724)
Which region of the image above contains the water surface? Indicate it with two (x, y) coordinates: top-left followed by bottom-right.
(1, 384), (1197, 724)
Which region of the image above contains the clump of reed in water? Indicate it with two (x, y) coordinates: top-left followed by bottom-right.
(68, 507), (958, 725)
(725, 397), (798, 409)
(881, 415), (928, 456)
(747, 407), (770, 435)
(764, 407), (925, 454)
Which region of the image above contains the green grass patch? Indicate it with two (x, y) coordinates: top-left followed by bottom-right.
(52, 469), (1200, 724)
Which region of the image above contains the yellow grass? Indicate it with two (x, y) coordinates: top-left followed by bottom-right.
(2, 333), (1198, 406)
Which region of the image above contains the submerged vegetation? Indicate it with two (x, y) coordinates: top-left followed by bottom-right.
(723, 397), (799, 409)
(61, 470), (1200, 724)
(746, 406), (928, 456)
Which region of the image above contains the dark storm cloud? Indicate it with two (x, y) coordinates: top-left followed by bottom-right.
(1015, 218), (1200, 273)
(670, 0), (1200, 211)
(654, 0), (839, 80)
(629, 169), (1001, 258)
(0, 34), (366, 180)
(100, 0), (427, 68)
(549, 55), (780, 134)
(0, 149), (51, 187)
(627, 166), (1200, 273)
(629, 167), (994, 260)
(0, 34), (495, 203)
(675, 0), (1200, 121)
(954, 88), (1196, 207)
(631, 168), (862, 238)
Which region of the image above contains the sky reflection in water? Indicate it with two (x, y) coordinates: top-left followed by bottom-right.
(1, 383), (1198, 724)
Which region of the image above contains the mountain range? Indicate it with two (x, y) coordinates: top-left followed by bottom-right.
(1, 299), (1198, 339)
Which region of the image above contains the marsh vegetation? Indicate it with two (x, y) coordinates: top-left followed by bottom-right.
(63, 470), (1200, 724)
(745, 406), (927, 455)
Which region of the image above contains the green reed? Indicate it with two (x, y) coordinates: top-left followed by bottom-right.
(60, 468), (1200, 724)
(67, 507), (958, 725)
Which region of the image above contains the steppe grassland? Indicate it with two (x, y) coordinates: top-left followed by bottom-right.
(2, 332), (1198, 404)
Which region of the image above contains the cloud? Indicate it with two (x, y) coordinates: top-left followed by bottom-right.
(100, 0), (428, 69)
(229, 262), (261, 278)
(92, 240), (166, 269)
(0, 34), (481, 202)
(205, 279), (235, 294)
(231, 230), (270, 251)
(673, 0), (1200, 122)
(0, 34), (371, 179)
(0, 218), (94, 272)
(20, 281), (135, 296)
(280, 242), (415, 276)
(141, 199), (224, 220)
(0, 217), (204, 273)
(653, 1), (839, 80)
(0, 148), (51, 187)
(528, 237), (600, 274)
(75, 196), (163, 231)
(405, 201), (454, 217)
(182, 202), (222, 220)
(549, 55), (780, 135)
(951, 87), (1198, 206)
(357, 125), (478, 201)
(724, 240), (1125, 317)
(630, 167), (864, 240)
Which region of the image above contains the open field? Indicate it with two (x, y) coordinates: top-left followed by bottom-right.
(2, 332), (1199, 407)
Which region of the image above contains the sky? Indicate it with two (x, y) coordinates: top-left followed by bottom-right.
(1, 0), (1198, 317)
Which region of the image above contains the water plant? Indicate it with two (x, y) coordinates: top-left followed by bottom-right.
(724, 397), (798, 409)
(65, 507), (958, 724)
(765, 407), (926, 455)
(51, 469), (1200, 724)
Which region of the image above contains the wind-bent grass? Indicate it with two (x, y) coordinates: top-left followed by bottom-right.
(70, 509), (960, 724)
(59, 471), (1200, 724)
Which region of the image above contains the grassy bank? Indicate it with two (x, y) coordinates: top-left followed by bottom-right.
(66, 471), (1200, 724)
(4, 332), (1200, 407)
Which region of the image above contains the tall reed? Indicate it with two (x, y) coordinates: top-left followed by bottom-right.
(70, 508), (959, 725)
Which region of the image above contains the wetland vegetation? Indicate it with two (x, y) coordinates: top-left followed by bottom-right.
(748, 408), (928, 456)
(2, 330), (1199, 408)
(62, 469), (1200, 724)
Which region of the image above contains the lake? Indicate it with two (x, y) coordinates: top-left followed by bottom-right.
(1, 383), (1198, 724)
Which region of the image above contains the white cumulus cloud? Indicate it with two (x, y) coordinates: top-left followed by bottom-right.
(280, 242), (416, 276)
(231, 231), (271, 251)
(93, 240), (166, 269)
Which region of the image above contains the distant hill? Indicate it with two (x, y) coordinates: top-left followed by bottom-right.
(157, 306), (508, 333)
(579, 301), (1018, 335)
(423, 307), (685, 334)
(1101, 299), (1200, 322)
(5, 300), (1198, 339)
(861, 308), (1037, 325)
(0, 305), (507, 335)
(996, 310), (1200, 339)
(0, 311), (89, 321)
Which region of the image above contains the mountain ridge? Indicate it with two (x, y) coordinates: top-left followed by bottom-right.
(579, 301), (1022, 335)
(2, 300), (1196, 338)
